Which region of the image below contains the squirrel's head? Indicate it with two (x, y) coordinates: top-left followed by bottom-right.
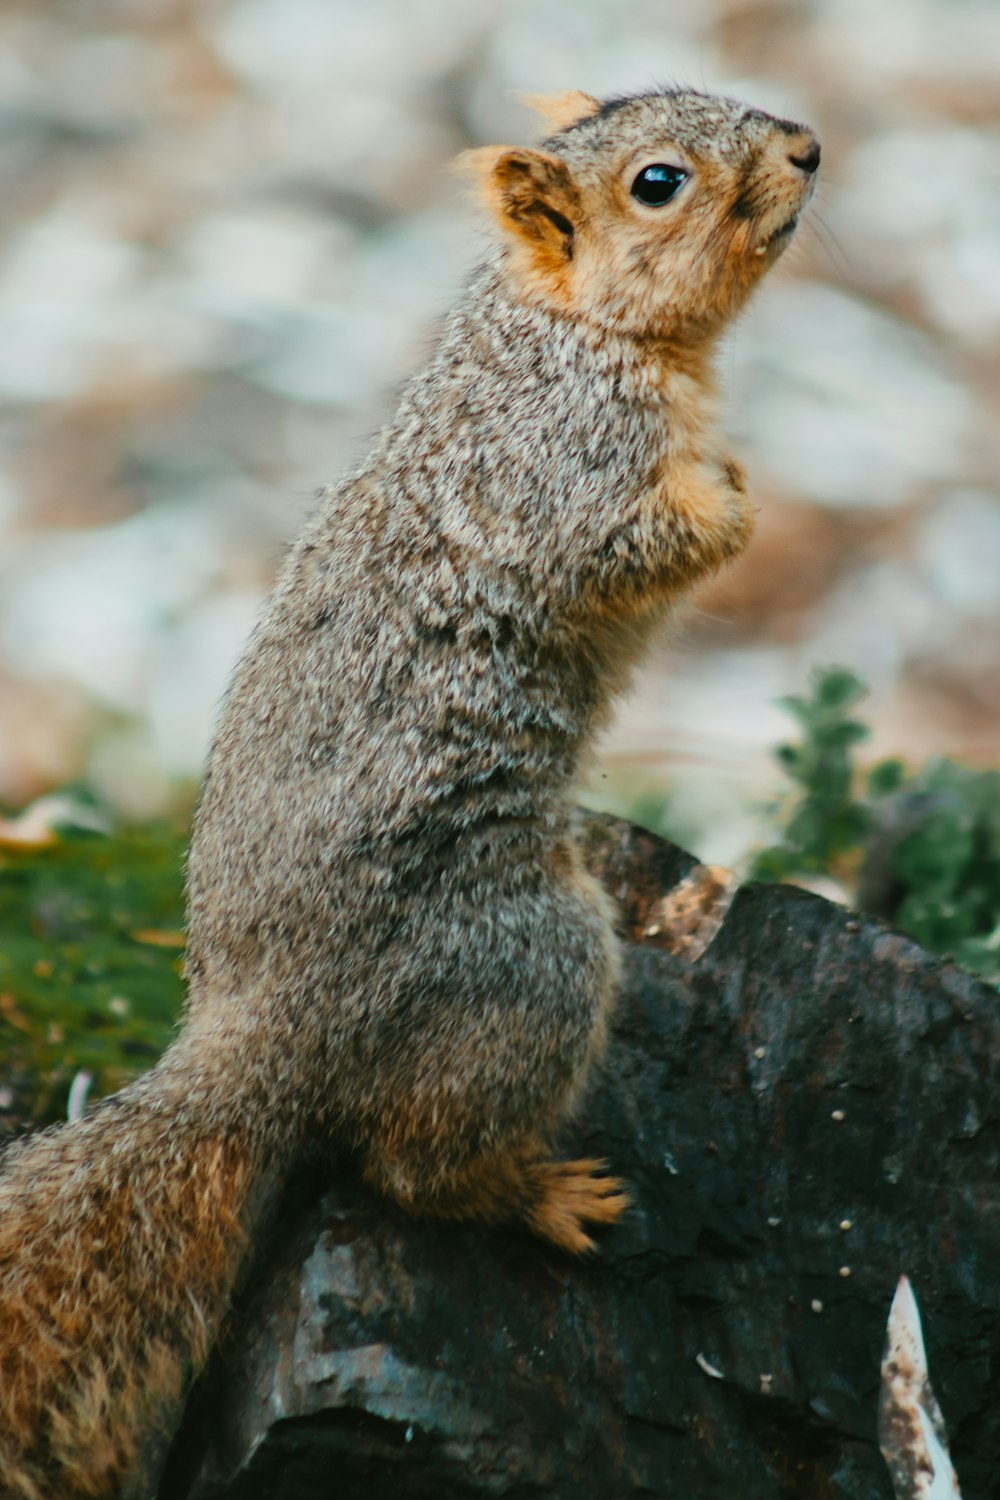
(461, 88), (819, 343)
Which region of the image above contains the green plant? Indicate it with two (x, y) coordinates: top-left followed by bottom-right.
(751, 667), (872, 884)
(0, 822), (187, 1123)
(873, 757), (1000, 980)
(755, 667), (1000, 985)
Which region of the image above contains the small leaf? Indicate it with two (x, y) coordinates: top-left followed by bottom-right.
(819, 720), (870, 750)
(814, 667), (867, 713)
(869, 759), (905, 796)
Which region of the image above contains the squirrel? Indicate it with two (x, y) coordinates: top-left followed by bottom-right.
(0, 87), (818, 1497)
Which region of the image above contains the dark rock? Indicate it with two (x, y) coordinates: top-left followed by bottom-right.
(160, 816), (1000, 1499)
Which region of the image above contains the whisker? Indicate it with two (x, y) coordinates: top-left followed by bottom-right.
(806, 211), (854, 279)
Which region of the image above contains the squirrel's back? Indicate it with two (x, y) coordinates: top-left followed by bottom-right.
(187, 264), (674, 960)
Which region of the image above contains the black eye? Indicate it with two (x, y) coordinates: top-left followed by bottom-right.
(631, 163), (687, 206)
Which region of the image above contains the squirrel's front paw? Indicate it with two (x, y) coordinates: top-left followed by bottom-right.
(710, 456), (755, 558)
(649, 456), (756, 587)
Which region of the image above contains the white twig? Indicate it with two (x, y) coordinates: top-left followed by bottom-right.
(66, 1070), (93, 1123)
(879, 1275), (961, 1498)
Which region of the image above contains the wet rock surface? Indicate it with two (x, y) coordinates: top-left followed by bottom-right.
(159, 817), (1000, 1499)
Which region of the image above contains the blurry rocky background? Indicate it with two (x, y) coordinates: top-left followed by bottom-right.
(1, 0), (998, 866)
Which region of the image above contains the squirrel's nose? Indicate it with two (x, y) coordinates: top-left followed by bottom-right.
(789, 138), (821, 175)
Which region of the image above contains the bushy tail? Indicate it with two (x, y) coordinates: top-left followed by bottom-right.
(0, 1057), (265, 1499)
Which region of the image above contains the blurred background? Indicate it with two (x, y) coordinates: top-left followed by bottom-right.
(0, 0), (998, 866)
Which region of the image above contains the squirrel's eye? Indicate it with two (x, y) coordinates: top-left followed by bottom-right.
(631, 164), (687, 206)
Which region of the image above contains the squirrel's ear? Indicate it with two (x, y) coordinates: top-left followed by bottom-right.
(517, 89), (602, 132)
(456, 146), (580, 267)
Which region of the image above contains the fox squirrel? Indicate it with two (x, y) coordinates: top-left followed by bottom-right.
(0, 88), (818, 1497)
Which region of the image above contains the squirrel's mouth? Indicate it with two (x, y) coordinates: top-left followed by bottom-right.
(755, 213), (799, 257)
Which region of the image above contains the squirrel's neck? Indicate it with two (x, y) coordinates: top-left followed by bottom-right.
(472, 252), (721, 394)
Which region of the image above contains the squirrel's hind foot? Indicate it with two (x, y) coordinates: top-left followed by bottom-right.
(523, 1157), (629, 1255)
(366, 1140), (628, 1255)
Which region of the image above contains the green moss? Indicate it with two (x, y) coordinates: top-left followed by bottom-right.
(0, 825), (188, 1122)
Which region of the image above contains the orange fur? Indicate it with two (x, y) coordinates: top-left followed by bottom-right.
(0, 1115), (255, 1498)
(517, 89), (602, 132)
(524, 1158), (629, 1256)
(457, 145), (580, 306)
